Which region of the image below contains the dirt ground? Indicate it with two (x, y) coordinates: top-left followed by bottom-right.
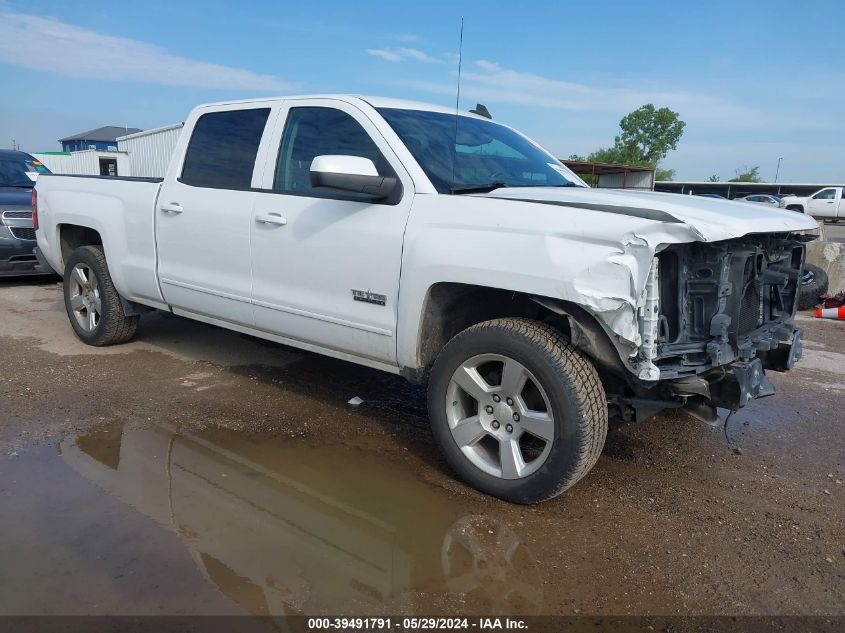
(0, 277), (842, 617)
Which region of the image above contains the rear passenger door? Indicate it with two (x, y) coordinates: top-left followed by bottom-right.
(250, 99), (414, 365)
(156, 105), (276, 326)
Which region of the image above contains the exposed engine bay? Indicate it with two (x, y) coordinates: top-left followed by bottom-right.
(612, 232), (811, 424)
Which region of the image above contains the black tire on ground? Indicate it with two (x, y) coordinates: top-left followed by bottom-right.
(63, 245), (139, 346)
(798, 263), (829, 311)
(786, 206), (804, 213)
(427, 318), (608, 504)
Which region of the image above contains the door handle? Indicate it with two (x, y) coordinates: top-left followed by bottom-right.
(160, 202), (183, 214)
(255, 213), (287, 226)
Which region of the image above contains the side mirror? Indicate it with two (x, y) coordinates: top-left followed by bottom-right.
(310, 155), (399, 201)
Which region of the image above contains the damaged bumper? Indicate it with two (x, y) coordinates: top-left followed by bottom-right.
(607, 231), (810, 422)
(711, 327), (801, 408)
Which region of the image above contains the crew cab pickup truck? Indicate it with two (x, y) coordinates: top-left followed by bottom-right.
(781, 186), (845, 220)
(35, 95), (818, 503)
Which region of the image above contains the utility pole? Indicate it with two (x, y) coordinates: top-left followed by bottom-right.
(774, 157), (783, 183)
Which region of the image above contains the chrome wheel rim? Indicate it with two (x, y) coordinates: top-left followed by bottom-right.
(69, 263), (101, 332)
(446, 353), (554, 480)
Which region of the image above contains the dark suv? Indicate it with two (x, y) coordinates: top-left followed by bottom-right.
(0, 150), (52, 276)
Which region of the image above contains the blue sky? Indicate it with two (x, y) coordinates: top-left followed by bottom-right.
(0, 0), (842, 182)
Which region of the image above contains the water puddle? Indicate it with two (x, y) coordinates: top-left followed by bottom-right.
(0, 423), (543, 615)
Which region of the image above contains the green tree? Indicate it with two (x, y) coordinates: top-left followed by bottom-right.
(614, 104), (686, 165)
(728, 166), (763, 183)
(580, 104), (686, 180)
(655, 167), (676, 181)
(586, 147), (624, 164)
(708, 174), (721, 182)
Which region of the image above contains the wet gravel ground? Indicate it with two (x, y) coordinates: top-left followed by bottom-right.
(0, 278), (842, 616)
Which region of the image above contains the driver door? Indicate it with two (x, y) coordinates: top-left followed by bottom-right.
(249, 99), (414, 365)
(807, 188), (837, 218)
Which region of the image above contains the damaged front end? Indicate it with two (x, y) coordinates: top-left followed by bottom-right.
(612, 232), (811, 424)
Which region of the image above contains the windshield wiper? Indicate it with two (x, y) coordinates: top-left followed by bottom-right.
(449, 181), (582, 195)
(449, 182), (510, 195)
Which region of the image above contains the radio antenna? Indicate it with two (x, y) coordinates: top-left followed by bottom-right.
(451, 18), (464, 189)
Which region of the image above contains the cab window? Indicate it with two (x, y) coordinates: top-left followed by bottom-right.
(181, 108), (270, 189)
(813, 189), (836, 200)
(273, 107), (394, 198)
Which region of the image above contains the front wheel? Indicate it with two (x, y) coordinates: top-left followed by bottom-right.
(63, 245), (139, 346)
(427, 318), (608, 504)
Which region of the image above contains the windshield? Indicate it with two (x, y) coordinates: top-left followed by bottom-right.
(377, 108), (583, 193)
(0, 154), (51, 187)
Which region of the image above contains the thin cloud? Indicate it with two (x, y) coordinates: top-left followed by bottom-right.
(403, 60), (765, 128)
(465, 61), (756, 122)
(367, 47), (438, 63)
(0, 11), (298, 91)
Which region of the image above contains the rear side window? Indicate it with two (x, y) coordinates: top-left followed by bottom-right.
(181, 108), (270, 189)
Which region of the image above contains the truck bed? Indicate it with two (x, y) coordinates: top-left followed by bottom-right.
(35, 173), (167, 309)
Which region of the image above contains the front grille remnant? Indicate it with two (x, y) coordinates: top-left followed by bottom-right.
(738, 277), (762, 333)
(655, 235), (804, 379)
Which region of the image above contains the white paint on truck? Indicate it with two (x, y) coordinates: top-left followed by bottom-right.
(35, 94), (817, 375)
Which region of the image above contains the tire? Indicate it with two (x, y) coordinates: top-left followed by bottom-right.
(798, 263), (829, 311)
(63, 245), (139, 346)
(427, 318), (607, 504)
(786, 206), (804, 214)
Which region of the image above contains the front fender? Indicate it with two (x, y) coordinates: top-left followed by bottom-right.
(395, 195), (695, 370)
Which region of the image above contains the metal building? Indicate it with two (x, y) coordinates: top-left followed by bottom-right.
(561, 160), (655, 190)
(117, 123), (184, 178)
(32, 149), (131, 177)
(59, 126), (141, 152)
(655, 180), (844, 200)
(30, 123), (183, 178)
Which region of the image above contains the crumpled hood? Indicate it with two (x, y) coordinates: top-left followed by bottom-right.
(482, 186), (818, 242)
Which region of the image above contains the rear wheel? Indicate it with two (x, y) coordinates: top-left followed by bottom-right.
(427, 318), (607, 504)
(63, 245), (139, 346)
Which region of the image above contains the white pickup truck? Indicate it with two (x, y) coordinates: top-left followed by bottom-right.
(35, 95), (818, 503)
(781, 186), (845, 220)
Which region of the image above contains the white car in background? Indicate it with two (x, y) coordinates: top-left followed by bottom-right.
(735, 194), (785, 208)
(781, 187), (845, 220)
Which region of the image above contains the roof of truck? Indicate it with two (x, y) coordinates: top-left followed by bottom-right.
(192, 94), (491, 119)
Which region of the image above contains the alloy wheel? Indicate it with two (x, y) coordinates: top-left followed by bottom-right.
(69, 263), (101, 332)
(445, 353), (555, 479)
